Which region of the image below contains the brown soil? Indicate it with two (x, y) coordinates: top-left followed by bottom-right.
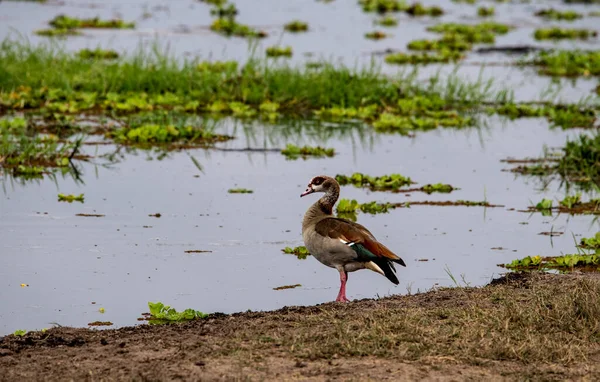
(2, 273), (600, 381)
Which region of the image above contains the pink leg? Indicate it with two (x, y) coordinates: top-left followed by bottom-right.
(335, 271), (350, 303)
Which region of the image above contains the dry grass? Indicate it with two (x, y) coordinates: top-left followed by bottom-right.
(2, 273), (600, 381)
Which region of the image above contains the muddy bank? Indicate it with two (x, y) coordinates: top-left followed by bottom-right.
(2, 272), (600, 381)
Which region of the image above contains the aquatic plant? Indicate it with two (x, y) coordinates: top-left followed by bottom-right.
(560, 193), (582, 209)
(49, 15), (135, 29)
(535, 198), (553, 216)
(504, 254), (600, 270)
(13, 330), (27, 337)
(35, 28), (81, 37)
(405, 3), (444, 17)
(407, 38), (471, 52)
(375, 15), (398, 26)
(580, 232), (600, 250)
(427, 22), (511, 36)
(228, 188), (253, 193)
(337, 199), (392, 217)
(534, 28), (597, 40)
(477, 7), (494, 17)
(147, 302), (208, 323)
(284, 20), (309, 32)
(492, 103), (596, 129)
(336, 172), (413, 190)
(385, 51), (464, 64)
(534, 9), (582, 21)
(110, 124), (233, 145)
(58, 193), (84, 203)
(265, 46), (293, 58)
(77, 48), (119, 60)
(525, 50), (600, 77)
(365, 31), (388, 40)
(280, 144), (334, 159)
(359, 0), (407, 13)
(373, 112), (472, 133)
(421, 183), (456, 193)
(210, 18), (267, 38)
(282, 246), (310, 260)
(210, 3), (238, 17)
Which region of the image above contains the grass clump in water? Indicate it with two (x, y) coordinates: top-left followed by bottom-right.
(284, 20), (308, 32)
(228, 188), (253, 194)
(77, 48), (119, 60)
(477, 7), (494, 17)
(282, 246), (310, 259)
(359, 0), (407, 13)
(147, 302), (207, 324)
(336, 172), (413, 190)
(375, 15), (398, 26)
(534, 9), (583, 21)
(281, 144), (334, 160)
(492, 103), (596, 129)
(49, 15), (135, 29)
(407, 38), (471, 52)
(534, 28), (597, 40)
(210, 18), (267, 38)
(365, 31), (388, 40)
(35, 29), (81, 37)
(210, 3), (238, 17)
(525, 50), (600, 77)
(385, 51), (464, 64)
(109, 123), (233, 146)
(504, 254), (600, 271)
(405, 3), (444, 17)
(580, 232), (600, 249)
(373, 112), (472, 133)
(58, 193), (84, 203)
(421, 183), (456, 193)
(265, 46), (293, 58)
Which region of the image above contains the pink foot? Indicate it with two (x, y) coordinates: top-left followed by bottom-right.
(335, 271), (350, 302)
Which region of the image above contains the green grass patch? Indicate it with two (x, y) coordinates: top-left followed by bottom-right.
(109, 123), (233, 146)
(534, 9), (582, 20)
(284, 20), (308, 32)
(266, 46), (293, 58)
(524, 50), (600, 77)
(49, 15), (135, 29)
(534, 28), (597, 40)
(491, 103), (596, 129)
(336, 172), (413, 190)
(280, 144), (334, 160)
(282, 246), (310, 260)
(147, 302), (208, 324)
(77, 48), (119, 60)
(58, 193), (84, 203)
(210, 18), (267, 38)
(385, 51), (464, 64)
(580, 232), (600, 250)
(504, 254), (600, 271)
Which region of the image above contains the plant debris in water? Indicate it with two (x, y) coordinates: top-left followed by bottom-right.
(210, 17), (267, 38)
(147, 302), (208, 324)
(273, 284), (302, 290)
(477, 7), (494, 17)
(109, 124), (233, 146)
(76, 213), (105, 217)
(534, 9), (583, 21)
(336, 172), (413, 190)
(228, 188), (253, 194)
(87, 321), (113, 327)
(375, 15), (398, 26)
(265, 46), (293, 58)
(534, 28), (598, 40)
(281, 144), (334, 160)
(502, 254), (600, 271)
(49, 15), (135, 29)
(365, 31), (388, 40)
(282, 246), (310, 260)
(77, 49), (119, 60)
(284, 20), (308, 32)
(58, 193), (84, 203)
(420, 183), (456, 194)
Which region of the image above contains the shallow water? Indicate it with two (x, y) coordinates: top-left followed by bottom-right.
(1, 0), (600, 334)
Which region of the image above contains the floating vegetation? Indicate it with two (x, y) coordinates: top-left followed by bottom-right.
(336, 199), (392, 221)
(534, 9), (582, 21)
(503, 254), (600, 271)
(35, 28), (82, 37)
(266, 46), (293, 57)
(184, 250), (213, 253)
(58, 193), (84, 203)
(420, 183), (456, 193)
(284, 20), (308, 32)
(560, 193), (582, 209)
(373, 112), (472, 133)
(405, 3), (444, 17)
(77, 48), (119, 60)
(149, 213), (161, 218)
(359, 0), (407, 13)
(385, 51), (464, 65)
(535, 198), (553, 216)
(492, 103), (596, 129)
(210, 3), (238, 17)
(147, 302), (208, 324)
(375, 15), (398, 27)
(282, 246), (310, 260)
(427, 22), (511, 38)
(210, 18), (267, 38)
(76, 213), (105, 217)
(534, 28), (597, 40)
(49, 15), (135, 29)
(407, 38), (471, 52)
(336, 173), (413, 190)
(580, 232), (600, 250)
(280, 144), (334, 160)
(273, 284), (302, 290)
(524, 50), (600, 77)
(365, 31), (388, 40)
(228, 188), (253, 194)
(395, 200), (501, 207)
(477, 7), (495, 17)
(523, 194), (600, 215)
(109, 124), (233, 145)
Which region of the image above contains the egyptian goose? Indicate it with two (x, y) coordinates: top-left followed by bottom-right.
(300, 175), (406, 302)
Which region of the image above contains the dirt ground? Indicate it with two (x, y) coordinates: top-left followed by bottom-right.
(2, 272), (600, 381)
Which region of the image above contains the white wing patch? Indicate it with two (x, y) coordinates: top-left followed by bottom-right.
(339, 238), (356, 247)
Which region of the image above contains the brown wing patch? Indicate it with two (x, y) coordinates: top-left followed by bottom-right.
(314, 218), (401, 261)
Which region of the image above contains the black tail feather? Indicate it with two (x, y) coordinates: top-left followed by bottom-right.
(374, 258), (400, 285)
